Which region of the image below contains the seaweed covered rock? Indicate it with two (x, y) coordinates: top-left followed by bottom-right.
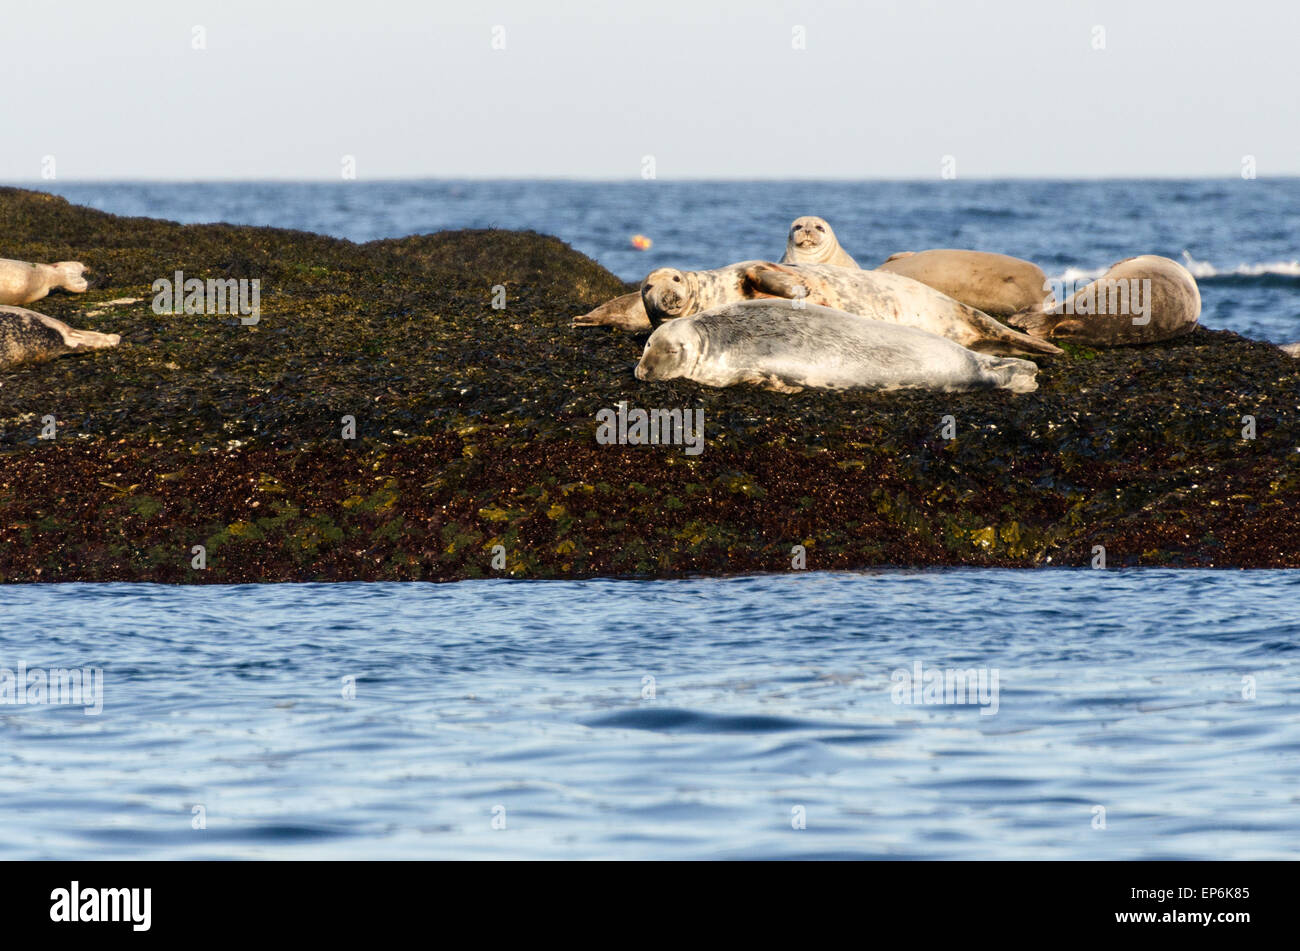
(0, 186), (1297, 581)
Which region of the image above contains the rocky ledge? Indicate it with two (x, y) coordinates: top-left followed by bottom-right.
(1, 186), (1297, 582)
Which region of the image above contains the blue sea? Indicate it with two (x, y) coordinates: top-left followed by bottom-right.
(3, 181), (1299, 860)
(2, 573), (1298, 860)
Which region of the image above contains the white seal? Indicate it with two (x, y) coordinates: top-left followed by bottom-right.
(635, 299), (1039, 394)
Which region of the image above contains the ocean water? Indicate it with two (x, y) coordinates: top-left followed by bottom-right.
(2, 571), (1298, 860)
(28, 178), (1300, 344)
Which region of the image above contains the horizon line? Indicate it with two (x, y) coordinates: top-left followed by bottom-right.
(4, 175), (1298, 185)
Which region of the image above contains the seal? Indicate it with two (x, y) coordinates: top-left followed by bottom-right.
(634, 299), (1039, 394)
(1007, 254), (1200, 346)
(0, 258), (89, 306)
(0, 305), (121, 369)
(780, 216), (859, 268)
(640, 261), (1062, 356)
(572, 291), (651, 331)
(1278, 343), (1300, 358)
(874, 249), (1051, 317)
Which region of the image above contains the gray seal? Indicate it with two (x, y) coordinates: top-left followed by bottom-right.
(780, 216), (859, 268)
(875, 249), (1051, 317)
(0, 258), (89, 306)
(640, 260), (1062, 357)
(1007, 254), (1200, 346)
(635, 299), (1039, 394)
(0, 305), (120, 369)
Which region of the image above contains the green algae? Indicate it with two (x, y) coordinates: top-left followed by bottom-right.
(1, 187), (1299, 580)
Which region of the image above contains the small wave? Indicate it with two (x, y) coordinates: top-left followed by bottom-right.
(1048, 252), (1300, 287)
(1051, 266), (1109, 283)
(1180, 250), (1300, 279)
(585, 707), (842, 734)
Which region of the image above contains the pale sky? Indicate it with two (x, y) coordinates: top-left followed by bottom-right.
(2, 0), (1296, 180)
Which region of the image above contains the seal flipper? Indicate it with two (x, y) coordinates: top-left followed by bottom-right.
(53, 262), (89, 293)
(961, 304), (1063, 357)
(1006, 307), (1062, 338)
(572, 291), (651, 331)
(741, 263), (812, 301)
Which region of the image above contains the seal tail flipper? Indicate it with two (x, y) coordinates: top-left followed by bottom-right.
(31, 311), (119, 351)
(1005, 307), (1061, 338)
(571, 291), (650, 330)
(967, 314), (1063, 357)
(63, 327), (121, 350)
(981, 355), (1039, 394)
(53, 262), (89, 293)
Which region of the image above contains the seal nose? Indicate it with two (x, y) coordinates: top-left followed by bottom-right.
(634, 361), (647, 380)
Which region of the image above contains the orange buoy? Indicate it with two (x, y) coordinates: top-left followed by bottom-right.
(630, 234), (653, 250)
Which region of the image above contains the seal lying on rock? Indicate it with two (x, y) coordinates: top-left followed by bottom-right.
(1007, 254), (1200, 346)
(875, 249), (1051, 317)
(574, 215), (859, 330)
(1280, 343), (1300, 357)
(780, 216), (859, 268)
(640, 261), (1062, 357)
(0, 258), (89, 305)
(634, 299), (1039, 394)
(0, 305), (120, 368)
(572, 291), (651, 330)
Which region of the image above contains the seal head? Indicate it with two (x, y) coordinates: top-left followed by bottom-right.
(635, 318), (704, 381)
(641, 268), (700, 325)
(781, 217), (859, 268)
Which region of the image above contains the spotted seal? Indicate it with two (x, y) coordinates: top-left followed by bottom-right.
(640, 260), (1062, 357)
(634, 299), (1039, 393)
(0, 305), (120, 369)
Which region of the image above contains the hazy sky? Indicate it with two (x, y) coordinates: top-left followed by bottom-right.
(2, 0), (1295, 180)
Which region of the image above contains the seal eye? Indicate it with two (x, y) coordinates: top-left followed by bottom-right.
(815, 225), (825, 231)
(672, 275), (681, 283)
